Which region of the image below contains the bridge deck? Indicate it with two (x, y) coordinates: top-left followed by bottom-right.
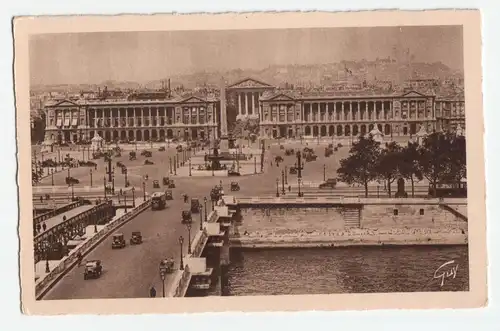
(38, 205), (94, 233)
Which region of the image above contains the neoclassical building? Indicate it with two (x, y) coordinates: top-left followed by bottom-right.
(43, 95), (219, 143)
(42, 77), (465, 143)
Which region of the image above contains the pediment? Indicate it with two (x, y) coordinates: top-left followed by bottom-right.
(401, 91), (426, 98)
(179, 96), (206, 104)
(50, 99), (79, 107)
(267, 93), (295, 101)
(228, 77), (273, 89)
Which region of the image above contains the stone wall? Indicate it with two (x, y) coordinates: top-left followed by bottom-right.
(238, 206), (345, 234)
(360, 204), (466, 229)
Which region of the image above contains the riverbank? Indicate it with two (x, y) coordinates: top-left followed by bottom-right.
(230, 227), (467, 248)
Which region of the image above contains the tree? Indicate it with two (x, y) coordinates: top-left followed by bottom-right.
(399, 141), (423, 197)
(417, 132), (452, 197)
(445, 133), (467, 187)
(376, 141), (402, 197)
(337, 135), (381, 197)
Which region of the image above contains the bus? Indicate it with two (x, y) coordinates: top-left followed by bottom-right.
(151, 191), (167, 210)
(429, 181), (467, 198)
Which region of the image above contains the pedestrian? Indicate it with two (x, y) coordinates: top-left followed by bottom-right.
(40, 196), (43, 203)
(119, 188), (123, 196)
(36, 223), (41, 234)
(42, 222), (47, 232)
(95, 164), (97, 170)
(288, 185), (291, 192)
(149, 286), (157, 298)
(63, 215), (67, 222)
(77, 251), (83, 266)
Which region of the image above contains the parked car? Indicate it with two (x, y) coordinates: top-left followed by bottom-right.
(111, 233), (126, 249)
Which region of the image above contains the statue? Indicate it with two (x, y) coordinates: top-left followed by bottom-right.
(394, 178), (408, 198)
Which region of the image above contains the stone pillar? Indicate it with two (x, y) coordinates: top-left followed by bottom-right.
(244, 92), (248, 116)
(349, 102), (353, 121)
(238, 93), (242, 116)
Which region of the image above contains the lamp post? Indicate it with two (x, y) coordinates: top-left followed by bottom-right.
(142, 181), (146, 202)
(179, 236), (184, 270)
(199, 205), (203, 231)
(159, 263), (167, 298)
(174, 156), (177, 176)
(276, 178), (280, 197)
(323, 164), (326, 181)
(45, 244), (50, 273)
(124, 191), (127, 213)
(186, 223), (192, 254)
(281, 170), (285, 195)
(103, 177), (107, 199)
(204, 197), (207, 221)
(71, 182), (75, 200)
(189, 158), (192, 176)
(132, 187), (136, 207)
(284, 166), (288, 184)
(51, 169), (54, 186)
(112, 167), (115, 194)
(67, 167), (70, 181)
(254, 157), (257, 174)
(124, 168), (128, 187)
(169, 157), (172, 174)
(90, 169), (93, 187)
(298, 177), (302, 197)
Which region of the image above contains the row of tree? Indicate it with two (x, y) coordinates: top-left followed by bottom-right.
(336, 132), (467, 197)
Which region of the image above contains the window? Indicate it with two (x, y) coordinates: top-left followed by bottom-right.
(419, 208), (424, 215)
(393, 209), (398, 216)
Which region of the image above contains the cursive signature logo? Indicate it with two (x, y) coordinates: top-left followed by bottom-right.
(433, 260), (459, 287)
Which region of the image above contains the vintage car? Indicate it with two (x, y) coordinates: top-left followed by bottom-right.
(230, 182), (240, 191)
(130, 231), (143, 245)
(182, 210), (192, 223)
(129, 151), (137, 161)
(289, 166), (298, 175)
(279, 145), (285, 150)
(144, 159), (154, 165)
(167, 179), (175, 188)
(111, 233), (126, 249)
(165, 190), (173, 200)
(84, 260), (103, 280)
(153, 180), (160, 188)
(162, 177), (169, 186)
(159, 258), (175, 274)
(158, 146), (166, 152)
(319, 178), (338, 189)
(65, 176), (79, 185)
(176, 145), (183, 152)
(191, 198), (200, 213)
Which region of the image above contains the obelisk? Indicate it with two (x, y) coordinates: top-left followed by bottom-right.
(219, 76), (230, 153)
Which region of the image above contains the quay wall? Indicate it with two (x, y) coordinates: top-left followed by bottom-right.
(231, 200), (468, 248)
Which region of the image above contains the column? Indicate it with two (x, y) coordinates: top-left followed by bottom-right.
(238, 93), (242, 116)
(245, 92), (249, 116)
(125, 108), (129, 128)
(254, 92), (259, 116)
(149, 107), (153, 128)
(341, 102), (345, 121)
(349, 102), (353, 121)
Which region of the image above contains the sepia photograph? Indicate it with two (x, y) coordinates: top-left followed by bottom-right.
(15, 11), (486, 314)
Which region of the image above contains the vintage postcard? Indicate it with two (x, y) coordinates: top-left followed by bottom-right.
(15, 11), (487, 315)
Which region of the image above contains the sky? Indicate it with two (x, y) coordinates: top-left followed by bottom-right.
(29, 26), (463, 86)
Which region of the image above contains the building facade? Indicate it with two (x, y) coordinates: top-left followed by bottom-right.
(43, 95), (219, 144)
(42, 77), (465, 144)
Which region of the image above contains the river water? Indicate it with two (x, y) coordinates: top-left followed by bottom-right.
(205, 245), (468, 296)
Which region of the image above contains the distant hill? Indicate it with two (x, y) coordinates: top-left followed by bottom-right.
(31, 60), (463, 93)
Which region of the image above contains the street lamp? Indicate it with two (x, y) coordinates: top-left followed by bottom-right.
(71, 182), (75, 200)
(186, 223), (192, 254)
(285, 166), (288, 184)
(90, 169), (93, 187)
(189, 158), (192, 176)
(174, 156), (177, 176)
(51, 169), (54, 186)
(178, 236), (184, 270)
(169, 157), (172, 174)
(124, 191), (127, 213)
(142, 181), (146, 202)
(199, 205), (203, 231)
(103, 177), (107, 199)
(298, 177), (302, 197)
(132, 187), (136, 207)
(45, 244), (50, 273)
(112, 167), (115, 194)
(276, 178), (280, 197)
(254, 157), (257, 174)
(281, 170), (285, 195)
(323, 164), (326, 181)
(159, 262), (167, 298)
(204, 197), (207, 220)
